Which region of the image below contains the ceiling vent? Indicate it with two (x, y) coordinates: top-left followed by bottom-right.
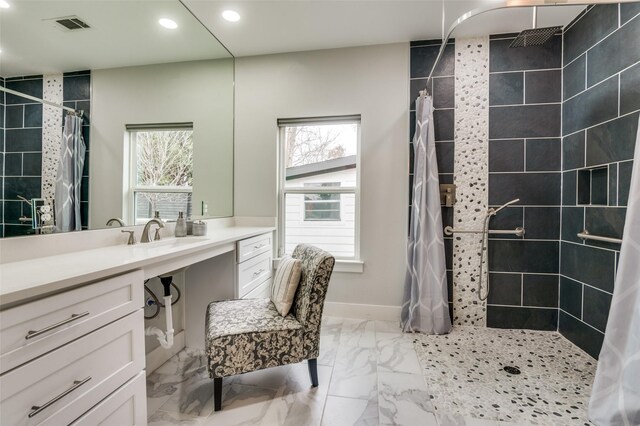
(46, 16), (91, 31)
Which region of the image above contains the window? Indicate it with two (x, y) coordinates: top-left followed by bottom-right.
(126, 124), (193, 224)
(278, 116), (360, 260)
(304, 183), (341, 221)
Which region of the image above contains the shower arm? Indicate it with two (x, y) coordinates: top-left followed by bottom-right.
(424, 0), (637, 91)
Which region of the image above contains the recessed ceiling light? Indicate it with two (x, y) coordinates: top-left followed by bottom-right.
(158, 18), (178, 29)
(222, 10), (240, 22)
(0, 1), (10, 9)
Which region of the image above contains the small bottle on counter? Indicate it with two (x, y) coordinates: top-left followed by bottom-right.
(175, 212), (187, 237)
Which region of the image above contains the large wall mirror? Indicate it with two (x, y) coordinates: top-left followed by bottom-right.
(0, 0), (234, 238)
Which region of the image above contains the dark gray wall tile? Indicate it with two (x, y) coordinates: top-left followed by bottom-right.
(490, 35), (561, 72)
(563, 4), (618, 64)
(489, 139), (524, 172)
(587, 15), (640, 86)
(585, 207), (626, 241)
(409, 78), (428, 110)
(526, 138), (561, 171)
(489, 72), (523, 106)
(24, 104), (43, 128)
(577, 169), (592, 205)
(489, 173), (561, 206)
(560, 276), (583, 318)
(22, 152), (42, 176)
(433, 77), (455, 109)
(5, 105), (24, 128)
(621, 2), (640, 24)
(586, 112), (639, 165)
(620, 62), (640, 115)
(63, 75), (91, 100)
(562, 131), (585, 170)
(488, 206), (523, 239)
(525, 70), (561, 104)
(609, 163), (618, 206)
(487, 306), (558, 331)
(563, 54), (586, 100)
(5, 153), (22, 176)
(559, 311), (604, 359)
(590, 167), (609, 205)
(5, 128), (42, 152)
(487, 273), (522, 306)
(434, 109), (454, 141)
(524, 207), (560, 240)
(560, 242), (615, 292)
(562, 77), (619, 136)
(4, 176), (41, 199)
(523, 274), (558, 307)
(582, 286), (612, 332)
(410, 43), (455, 78)
(618, 160), (633, 206)
(490, 105), (561, 139)
(561, 207), (584, 243)
(5, 78), (43, 104)
(436, 142), (454, 173)
(563, 171), (577, 206)
(489, 240), (559, 273)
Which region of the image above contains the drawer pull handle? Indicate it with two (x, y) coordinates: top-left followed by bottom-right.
(252, 268), (266, 277)
(25, 311), (90, 340)
(253, 243), (266, 249)
(28, 376), (92, 418)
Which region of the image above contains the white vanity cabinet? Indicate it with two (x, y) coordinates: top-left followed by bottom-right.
(0, 270), (146, 426)
(236, 233), (273, 299)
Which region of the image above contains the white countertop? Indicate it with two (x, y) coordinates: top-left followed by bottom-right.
(0, 226), (274, 309)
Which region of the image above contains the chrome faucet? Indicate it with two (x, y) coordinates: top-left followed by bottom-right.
(106, 218), (125, 227)
(141, 218), (164, 243)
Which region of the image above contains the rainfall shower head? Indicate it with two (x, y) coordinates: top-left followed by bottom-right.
(510, 26), (562, 47)
(509, 6), (562, 48)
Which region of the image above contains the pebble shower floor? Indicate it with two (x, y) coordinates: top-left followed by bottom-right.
(413, 326), (597, 425)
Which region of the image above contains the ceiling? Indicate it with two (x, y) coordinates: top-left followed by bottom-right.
(0, 1), (230, 77)
(183, 0), (586, 57)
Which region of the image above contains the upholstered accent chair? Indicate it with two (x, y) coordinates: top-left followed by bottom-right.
(205, 244), (335, 411)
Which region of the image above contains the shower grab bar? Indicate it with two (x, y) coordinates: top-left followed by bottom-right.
(577, 229), (622, 244)
(444, 226), (525, 237)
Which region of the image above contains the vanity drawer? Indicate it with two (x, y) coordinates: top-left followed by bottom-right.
(237, 233), (272, 263)
(0, 309), (145, 426)
(71, 371), (147, 426)
(0, 270), (144, 373)
(237, 251), (272, 298)
(242, 277), (272, 300)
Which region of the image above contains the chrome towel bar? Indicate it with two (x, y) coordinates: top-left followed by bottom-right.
(577, 229), (622, 244)
(444, 226), (525, 237)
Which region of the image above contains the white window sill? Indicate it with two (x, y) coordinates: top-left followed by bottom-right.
(273, 258), (364, 273)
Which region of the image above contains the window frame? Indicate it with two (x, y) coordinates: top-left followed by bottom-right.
(277, 115), (361, 261)
(125, 123), (194, 225)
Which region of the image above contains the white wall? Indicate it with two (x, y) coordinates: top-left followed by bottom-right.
(90, 59), (234, 228)
(234, 43), (409, 309)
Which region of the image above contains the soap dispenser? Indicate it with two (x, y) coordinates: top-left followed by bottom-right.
(175, 212), (187, 237)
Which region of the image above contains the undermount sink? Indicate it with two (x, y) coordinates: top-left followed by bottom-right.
(158, 267), (188, 278)
(142, 237), (209, 249)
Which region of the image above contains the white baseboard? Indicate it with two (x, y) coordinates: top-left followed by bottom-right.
(145, 330), (186, 375)
(323, 302), (401, 321)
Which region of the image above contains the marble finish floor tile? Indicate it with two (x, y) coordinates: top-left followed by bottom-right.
(378, 371), (435, 426)
(376, 332), (422, 374)
(413, 327), (596, 425)
(329, 345), (378, 400)
(322, 396), (379, 426)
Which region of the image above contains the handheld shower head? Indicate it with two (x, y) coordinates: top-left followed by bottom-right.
(489, 198), (520, 216)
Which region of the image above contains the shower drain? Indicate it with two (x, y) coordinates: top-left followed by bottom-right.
(503, 366), (521, 375)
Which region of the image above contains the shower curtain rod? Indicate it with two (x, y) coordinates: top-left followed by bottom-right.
(0, 86), (81, 115)
(424, 0), (638, 92)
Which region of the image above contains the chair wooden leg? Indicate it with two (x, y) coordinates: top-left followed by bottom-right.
(214, 377), (223, 411)
(308, 359), (319, 387)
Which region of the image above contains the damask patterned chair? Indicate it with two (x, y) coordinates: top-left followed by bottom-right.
(205, 244), (335, 411)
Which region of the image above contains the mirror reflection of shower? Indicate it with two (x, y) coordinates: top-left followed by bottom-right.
(478, 198), (520, 301)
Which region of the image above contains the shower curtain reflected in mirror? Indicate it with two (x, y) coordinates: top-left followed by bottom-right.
(589, 117), (640, 425)
(401, 92), (452, 335)
(55, 114), (86, 232)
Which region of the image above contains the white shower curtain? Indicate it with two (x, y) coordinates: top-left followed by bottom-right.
(589, 116), (640, 425)
(401, 92), (452, 334)
(55, 114), (86, 232)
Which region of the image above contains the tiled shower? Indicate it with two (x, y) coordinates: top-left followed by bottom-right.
(409, 3), (640, 359)
(0, 71), (91, 237)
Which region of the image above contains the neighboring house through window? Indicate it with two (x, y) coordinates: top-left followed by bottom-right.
(278, 116), (360, 260)
(126, 123), (193, 224)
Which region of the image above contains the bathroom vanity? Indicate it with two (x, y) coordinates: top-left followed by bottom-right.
(0, 219), (274, 425)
